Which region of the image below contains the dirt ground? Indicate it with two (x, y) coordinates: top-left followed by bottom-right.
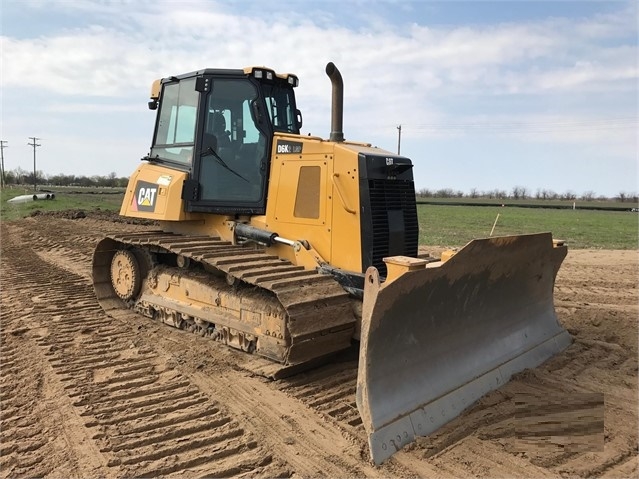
(1, 212), (637, 478)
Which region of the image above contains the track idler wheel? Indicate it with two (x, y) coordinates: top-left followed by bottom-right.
(110, 249), (142, 301)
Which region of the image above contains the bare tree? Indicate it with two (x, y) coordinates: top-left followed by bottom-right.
(511, 186), (528, 200)
(13, 167), (28, 184)
(435, 188), (454, 198)
(106, 171), (118, 187)
(492, 189), (507, 200)
(617, 191), (638, 203)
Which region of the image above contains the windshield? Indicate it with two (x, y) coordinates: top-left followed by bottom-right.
(263, 83), (299, 134)
(150, 78), (199, 165)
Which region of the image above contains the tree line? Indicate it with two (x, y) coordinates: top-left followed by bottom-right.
(2, 168), (128, 188)
(417, 186), (638, 203)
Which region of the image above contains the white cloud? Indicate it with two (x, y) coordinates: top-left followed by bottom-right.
(536, 61), (636, 90)
(2, 0), (636, 99)
(43, 102), (140, 113)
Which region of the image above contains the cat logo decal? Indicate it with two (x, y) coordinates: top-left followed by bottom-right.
(131, 180), (158, 212)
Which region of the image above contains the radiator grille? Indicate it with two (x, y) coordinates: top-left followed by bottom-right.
(368, 179), (419, 276)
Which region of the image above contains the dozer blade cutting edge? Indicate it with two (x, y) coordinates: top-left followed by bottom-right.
(356, 232), (571, 464)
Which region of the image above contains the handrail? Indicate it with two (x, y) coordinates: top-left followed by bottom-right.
(332, 173), (356, 214)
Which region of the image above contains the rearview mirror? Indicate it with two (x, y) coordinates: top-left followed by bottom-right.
(296, 109), (303, 129)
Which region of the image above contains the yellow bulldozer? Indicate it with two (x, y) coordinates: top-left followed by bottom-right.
(92, 63), (571, 464)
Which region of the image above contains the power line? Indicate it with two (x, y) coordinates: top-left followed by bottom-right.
(27, 137), (41, 191)
(0, 140), (7, 188)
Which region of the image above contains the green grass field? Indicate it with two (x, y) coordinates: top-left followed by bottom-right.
(0, 186), (124, 221)
(1, 187), (637, 249)
(419, 204), (638, 249)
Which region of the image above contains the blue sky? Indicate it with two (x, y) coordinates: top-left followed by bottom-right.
(1, 0), (637, 197)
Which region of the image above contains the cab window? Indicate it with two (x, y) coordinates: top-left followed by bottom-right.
(151, 78), (199, 165)
(263, 84), (298, 133)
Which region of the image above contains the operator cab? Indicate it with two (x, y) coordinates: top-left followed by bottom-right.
(146, 67), (301, 215)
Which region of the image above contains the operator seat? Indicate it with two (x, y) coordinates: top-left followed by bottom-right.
(212, 112), (231, 148)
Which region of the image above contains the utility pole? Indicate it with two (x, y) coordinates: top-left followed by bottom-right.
(396, 124), (402, 155)
(27, 137), (41, 191)
(0, 140), (7, 188)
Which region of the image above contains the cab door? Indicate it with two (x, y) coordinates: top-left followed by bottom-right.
(189, 76), (271, 215)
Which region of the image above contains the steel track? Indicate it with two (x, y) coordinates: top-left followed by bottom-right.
(95, 231), (358, 375)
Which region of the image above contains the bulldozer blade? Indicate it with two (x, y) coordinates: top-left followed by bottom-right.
(356, 233), (571, 465)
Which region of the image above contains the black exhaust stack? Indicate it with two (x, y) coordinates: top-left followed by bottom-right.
(325, 62), (344, 142)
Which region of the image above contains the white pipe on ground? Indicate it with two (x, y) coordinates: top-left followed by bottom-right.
(7, 193), (56, 204)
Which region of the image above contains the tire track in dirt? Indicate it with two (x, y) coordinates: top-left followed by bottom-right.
(13, 216), (151, 278)
(276, 356), (364, 440)
(1, 222), (289, 478)
(3, 215), (637, 478)
(0, 228), (109, 477)
(0, 327), (53, 478)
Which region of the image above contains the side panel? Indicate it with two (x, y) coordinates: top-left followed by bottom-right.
(264, 138), (418, 275)
(120, 163), (192, 221)
(264, 136), (337, 267)
(274, 160), (328, 226)
(329, 144), (363, 273)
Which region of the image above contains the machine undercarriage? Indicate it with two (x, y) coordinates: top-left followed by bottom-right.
(93, 232), (357, 378)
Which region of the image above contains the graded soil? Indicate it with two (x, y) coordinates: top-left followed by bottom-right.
(1, 212), (636, 478)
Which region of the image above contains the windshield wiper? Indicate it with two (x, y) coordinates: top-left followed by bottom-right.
(201, 147), (249, 183)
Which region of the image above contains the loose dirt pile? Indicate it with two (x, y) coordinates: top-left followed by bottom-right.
(28, 208), (158, 224)
(1, 213), (636, 478)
